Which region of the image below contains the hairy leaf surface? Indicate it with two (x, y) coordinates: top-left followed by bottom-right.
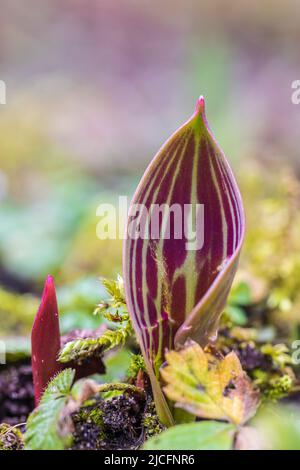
(25, 369), (75, 450)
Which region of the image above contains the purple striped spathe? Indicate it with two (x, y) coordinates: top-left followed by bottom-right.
(123, 97), (245, 426)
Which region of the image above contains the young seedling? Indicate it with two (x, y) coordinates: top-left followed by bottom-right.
(31, 276), (62, 405)
(123, 97), (245, 426)
(31, 276), (105, 405)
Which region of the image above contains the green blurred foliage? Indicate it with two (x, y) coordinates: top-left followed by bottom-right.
(0, 287), (38, 334)
(240, 164), (300, 333)
(254, 405), (300, 450)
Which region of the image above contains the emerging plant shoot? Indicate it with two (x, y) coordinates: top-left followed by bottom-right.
(123, 97), (245, 425)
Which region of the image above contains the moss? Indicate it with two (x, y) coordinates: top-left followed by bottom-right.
(142, 400), (164, 440)
(260, 344), (292, 369)
(127, 354), (146, 379)
(72, 402), (106, 450)
(76, 400), (104, 427)
(265, 375), (293, 401)
(86, 407), (104, 427)
(253, 370), (294, 401)
(0, 423), (24, 450)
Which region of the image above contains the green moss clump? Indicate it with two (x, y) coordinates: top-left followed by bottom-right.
(253, 370), (294, 401)
(71, 402), (106, 450)
(78, 403), (105, 428)
(265, 375), (293, 401)
(127, 354), (146, 379)
(142, 400), (164, 440)
(0, 424), (24, 450)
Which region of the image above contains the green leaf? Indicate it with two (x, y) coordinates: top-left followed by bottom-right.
(229, 281), (251, 306)
(100, 348), (132, 383)
(254, 405), (300, 450)
(225, 305), (247, 326)
(143, 421), (235, 450)
(24, 369), (75, 450)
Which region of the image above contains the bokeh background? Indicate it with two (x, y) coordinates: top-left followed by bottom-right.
(0, 0), (300, 337)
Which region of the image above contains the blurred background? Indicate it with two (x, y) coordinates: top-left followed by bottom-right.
(0, 0), (300, 337)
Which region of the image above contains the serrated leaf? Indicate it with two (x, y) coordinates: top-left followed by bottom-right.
(161, 341), (260, 425)
(24, 369), (75, 450)
(143, 421), (235, 450)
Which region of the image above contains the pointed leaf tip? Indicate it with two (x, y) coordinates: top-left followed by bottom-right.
(31, 276), (62, 405)
(192, 95), (208, 123)
(195, 95), (205, 114)
(45, 274), (54, 286)
(40, 275), (56, 308)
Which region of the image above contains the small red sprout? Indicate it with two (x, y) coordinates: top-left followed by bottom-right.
(31, 276), (62, 405)
(31, 276), (105, 406)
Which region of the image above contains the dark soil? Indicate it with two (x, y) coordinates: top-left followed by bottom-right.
(71, 392), (146, 450)
(235, 344), (273, 372)
(0, 362), (34, 428)
(0, 361), (157, 451)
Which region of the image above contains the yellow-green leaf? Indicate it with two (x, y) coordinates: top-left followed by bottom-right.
(161, 341), (260, 425)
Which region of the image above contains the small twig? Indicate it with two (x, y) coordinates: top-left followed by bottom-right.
(95, 382), (145, 395)
(0, 422), (26, 437)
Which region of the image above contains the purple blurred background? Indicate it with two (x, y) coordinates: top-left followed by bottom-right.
(0, 0), (299, 292)
(1, 0), (299, 175)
